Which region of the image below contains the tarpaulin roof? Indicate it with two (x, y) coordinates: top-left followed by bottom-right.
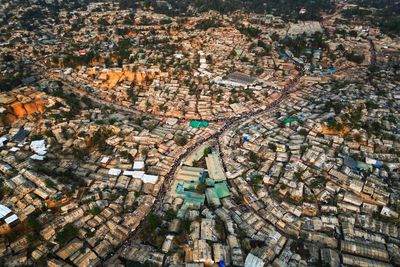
(214, 182), (231, 199)
(190, 120), (209, 128)
(283, 117), (298, 124)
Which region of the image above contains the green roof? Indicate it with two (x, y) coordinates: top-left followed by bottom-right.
(175, 182), (205, 206)
(283, 117), (298, 125)
(190, 120), (209, 129)
(214, 182), (231, 199)
(175, 179), (229, 210)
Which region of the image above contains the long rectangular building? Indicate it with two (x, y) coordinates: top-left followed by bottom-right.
(342, 254), (392, 267)
(341, 240), (389, 262)
(206, 154), (227, 181)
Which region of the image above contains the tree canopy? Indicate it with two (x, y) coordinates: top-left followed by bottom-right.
(56, 223), (79, 246)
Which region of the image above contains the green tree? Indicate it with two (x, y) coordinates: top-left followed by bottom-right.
(345, 52), (365, 64)
(196, 19), (222, 30)
(248, 151), (260, 164)
(204, 147), (212, 156)
(89, 205), (101, 216)
(104, 57), (112, 67)
(165, 209), (176, 221)
(174, 135), (188, 146)
(145, 100), (152, 110)
(196, 183), (207, 194)
(147, 213), (162, 231)
(25, 213), (42, 243)
(299, 129), (308, 136)
(56, 223), (79, 246)
(268, 143), (277, 151)
(141, 147), (149, 158)
(0, 184), (12, 200)
(45, 178), (56, 188)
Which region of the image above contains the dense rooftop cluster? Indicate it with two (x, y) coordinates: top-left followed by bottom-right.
(0, 81), (225, 265)
(139, 67), (399, 266)
(0, 0), (399, 267)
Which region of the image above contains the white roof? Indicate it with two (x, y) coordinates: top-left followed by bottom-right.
(133, 161), (145, 170)
(30, 154), (45, 161)
(108, 168), (121, 176)
(0, 137), (7, 147)
(269, 230), (281, 241)
(174, 53), (184, 59)
(142, 174), (158, 184)
(30, 140), (48, 155)
(166, 118), (178, 126)
(122, 170), (136, 176)
(244, 253), (265, 267)
(381, 206), (391, 214)
(365, 157), (377, 165)
(100, 157), (110, 164)
(0, 205), (12, 219)
(131, 171), (145, 179)
(64, 68), (73, 75)
(120, 170), (157, 183)
(10, 147), (20, 152)
(5, 214), (18, 224)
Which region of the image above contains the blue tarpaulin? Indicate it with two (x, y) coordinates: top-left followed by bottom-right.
(373, 161), (383, 168)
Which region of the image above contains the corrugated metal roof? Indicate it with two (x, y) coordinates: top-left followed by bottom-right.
(12, 129), (30, 142)
(0, 205), (12, 218)
(142, 174), (158, 184)
(108, 168), (121, 176)
(5, 214), (18, 224)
